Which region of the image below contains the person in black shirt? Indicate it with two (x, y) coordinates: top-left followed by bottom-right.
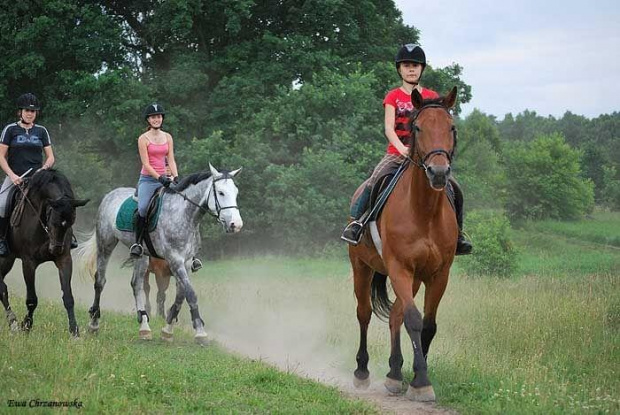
(0, 93), (55, 256)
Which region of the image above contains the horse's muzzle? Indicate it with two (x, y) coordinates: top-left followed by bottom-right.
(426, 164), (451, 190)
(49, 244), (65, 256)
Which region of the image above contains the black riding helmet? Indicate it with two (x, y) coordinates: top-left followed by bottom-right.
(16, 93), (41, 110)
(143, 103), (165, 120)
(395, 44), (427, 76)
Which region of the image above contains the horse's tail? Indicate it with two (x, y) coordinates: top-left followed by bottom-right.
(371, 272), (393, 322)
(74, 230), (97, 281)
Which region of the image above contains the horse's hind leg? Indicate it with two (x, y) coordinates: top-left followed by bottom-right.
(0, 257), (18, 330)
(143, 269), (152, 316)
(155, 269), (170, 318)
(385, 297), (405, 394)
(161, 277), (184, 342)
(21, 260), (38, 331)
(352, 258), (373, 389)
(131, 257), (151, 340)
(55, 255), (79, 336)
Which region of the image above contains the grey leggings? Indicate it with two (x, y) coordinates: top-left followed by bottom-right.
(0, 177), (14, 218)
(137, 174), (163, 217)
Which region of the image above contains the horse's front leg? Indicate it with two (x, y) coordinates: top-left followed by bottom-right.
(161, 277), (184, 342)
(390, 270), (435, 402)
(0, 256), (18, 331)
(89, 241), (115, 333)
(55, 254), (79, 337)
(21, 260), (38, 331)
(131, 257), (151, 340)
(352, 260), (373, 389)
(171, 261), (208, 345)
(422, 272), (449, 359)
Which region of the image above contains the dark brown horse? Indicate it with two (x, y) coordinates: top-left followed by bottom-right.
(0, 169), (88, 336)
(349, 87), (459, 402)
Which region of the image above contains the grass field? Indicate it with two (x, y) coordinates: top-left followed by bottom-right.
(0, 212), (618, 414)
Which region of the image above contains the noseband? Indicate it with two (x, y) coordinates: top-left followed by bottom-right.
(409, 104), (458, 171)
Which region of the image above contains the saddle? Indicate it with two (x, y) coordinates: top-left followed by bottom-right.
(352, 161), (457, 226)
(115, 188), (164, 233)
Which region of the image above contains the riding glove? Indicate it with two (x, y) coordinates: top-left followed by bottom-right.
(158, 175), (172, 187)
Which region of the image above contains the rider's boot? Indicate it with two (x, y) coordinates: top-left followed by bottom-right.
(130, 215), (146, 258)
(0, 216), (9, 257)
(191, 257), (203, 272)
(341, 186), (372, 246)
(452, 180), (473, 256)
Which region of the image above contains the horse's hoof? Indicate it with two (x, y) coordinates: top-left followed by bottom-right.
(194, 333), (209, 346)
(9, 320), (19, 332)
(384, 377), (403, 395)
(88, 322), (99, 333)
(161, 327), (173, 343)
(353, 375), (371, 389)
(405, 385), (436, 402)
(139, 330), (152, 340)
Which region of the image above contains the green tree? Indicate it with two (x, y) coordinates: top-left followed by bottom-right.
(504, 133), (594, 221)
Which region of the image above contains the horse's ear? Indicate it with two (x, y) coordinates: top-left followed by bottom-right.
(443, 86), (458, 109)
(229, 167), (242, 178)
(411, 89), (424, 109)
(209, 163), (221, 177)
(71, 199), (90, 208)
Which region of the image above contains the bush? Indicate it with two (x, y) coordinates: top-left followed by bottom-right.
(504, 133), (594, 221)
(459, 210), (518, 277)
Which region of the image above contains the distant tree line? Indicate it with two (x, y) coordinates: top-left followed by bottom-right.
(1, 1), (617, 257)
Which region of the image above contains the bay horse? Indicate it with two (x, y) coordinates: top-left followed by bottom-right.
(76, 164), (242, 344)
(349, 87), (459, 402)
(0, 169), (89, 336)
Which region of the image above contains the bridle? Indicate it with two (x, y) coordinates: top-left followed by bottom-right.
(407, 104), (458, 171)
(169, 176), (239, 225)
(15, 182), (70, 249)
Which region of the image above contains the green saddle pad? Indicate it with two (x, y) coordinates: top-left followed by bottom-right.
(115, 196), (163, 232)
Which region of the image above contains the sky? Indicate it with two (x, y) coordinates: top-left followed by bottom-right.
(394, 0), (620, 119)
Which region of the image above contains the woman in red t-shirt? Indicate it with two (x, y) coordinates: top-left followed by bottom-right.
(341, 44), (472, 255)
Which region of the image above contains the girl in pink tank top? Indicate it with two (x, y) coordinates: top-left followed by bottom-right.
(130, 103), (179, 258)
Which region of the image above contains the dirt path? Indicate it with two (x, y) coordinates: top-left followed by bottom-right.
(216, 334), (457, 415)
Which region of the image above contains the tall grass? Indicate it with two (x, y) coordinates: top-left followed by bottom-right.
(1, 215), (618, 414)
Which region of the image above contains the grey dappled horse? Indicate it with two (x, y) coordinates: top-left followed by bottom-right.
(76, 164), (242, 344)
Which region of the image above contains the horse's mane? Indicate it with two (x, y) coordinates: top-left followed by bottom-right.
(28, 168), (75, 198)
(164, 169), (235, 194)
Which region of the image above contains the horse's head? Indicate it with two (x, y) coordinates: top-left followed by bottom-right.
(28, 169), (89, 256)
(207, 164), (243, 233)
(410, 86), (458, 190)
(46, 198), (89, 256)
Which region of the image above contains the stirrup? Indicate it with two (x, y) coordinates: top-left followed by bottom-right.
(130, 243), (144, 257)
(191, 258), (203, 272)
(340, 221), (364, 246)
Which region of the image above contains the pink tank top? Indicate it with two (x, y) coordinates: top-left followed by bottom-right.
(140, 140), (169, 175)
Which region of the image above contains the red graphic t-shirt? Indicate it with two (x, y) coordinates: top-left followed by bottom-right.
(383, 87), (439, 155)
